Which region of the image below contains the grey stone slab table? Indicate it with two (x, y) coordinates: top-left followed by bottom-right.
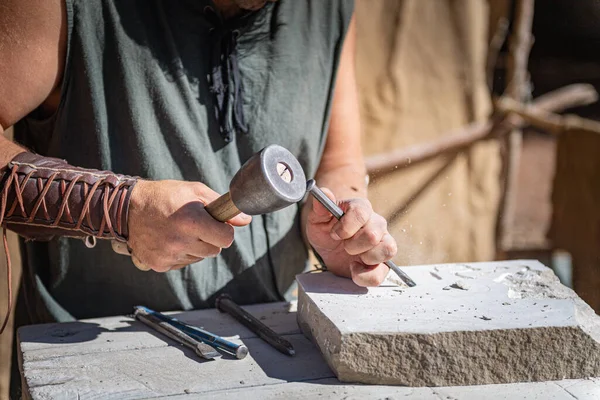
(17, 262), (600, 399)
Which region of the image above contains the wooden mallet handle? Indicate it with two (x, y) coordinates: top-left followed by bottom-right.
(205, 192), (242, 222)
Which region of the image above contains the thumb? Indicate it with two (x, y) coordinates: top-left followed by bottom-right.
(227, 213), (252, 227)
(193, 182), (253, 227)
(309, 187), (337, 223)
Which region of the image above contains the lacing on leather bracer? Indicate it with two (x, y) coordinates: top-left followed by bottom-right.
(0, 152), (138, 242)
(0, 152), (138, 333)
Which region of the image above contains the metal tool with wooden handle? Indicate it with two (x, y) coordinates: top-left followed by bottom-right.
(205, 144), (307, 222)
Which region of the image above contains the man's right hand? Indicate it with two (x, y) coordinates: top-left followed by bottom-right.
(127, 180), (252, 272)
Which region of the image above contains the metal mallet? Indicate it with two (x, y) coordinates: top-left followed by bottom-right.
(306, 179), (417, 287)
(205, 145), (307, 222)
(112, 145), (306, 258)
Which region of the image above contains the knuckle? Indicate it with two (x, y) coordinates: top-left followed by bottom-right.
(208, 223), (234, 247)
(384, 238), (398, 259)
(376, 214), (388, 230)
(134, 250), (172, 273)
(360, 272), (383, 287)
(352, 206), (371, 226)
(336, 227), (351, 240)
(188, 202), (206, 216)
(167, 241), (185, 257)
(149, 262), (168, 272)
(333, 221), (350, 239)
(343, 241), (360, 256)
(156, 256), (174, 270)
(192, 182), (207, 196)
(221, 224), (235, 246)
(159, 244), (183, 264)
(206, 246), (222, 258)
(359, 253), (375, 265)
(186, 257), (204, 265)
(370, 274), (385, 287)
(364, 230), (380, 246)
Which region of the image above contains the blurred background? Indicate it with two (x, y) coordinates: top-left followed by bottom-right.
(355, 0), (600, 316)
(3, 0), (600, 396)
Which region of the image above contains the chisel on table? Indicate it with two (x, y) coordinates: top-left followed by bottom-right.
(134, 307), (221, 360)
(306, 179), (417, 287)
(216, 294), (295, 357)
(134, 306), (249, 359)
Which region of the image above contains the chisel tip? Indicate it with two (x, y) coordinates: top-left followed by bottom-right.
(195, 343), (221, 360)
(386, 261), (417, 287)
(405, 278), (417, 287)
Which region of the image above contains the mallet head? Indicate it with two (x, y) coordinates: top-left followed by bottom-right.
(229, 145), (306, 215)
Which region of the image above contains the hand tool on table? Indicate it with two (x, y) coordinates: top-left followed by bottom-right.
(134, 306), (221, 360)
(306, 179), (417, 287)
(205, 144), (307, 222)
(216, 294), (295, 357)
(134, 306), (249, 359)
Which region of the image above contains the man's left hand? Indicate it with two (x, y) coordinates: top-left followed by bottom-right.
(305, 188), (397, 287)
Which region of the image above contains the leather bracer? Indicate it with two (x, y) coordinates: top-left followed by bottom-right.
(0, 152), (138, 244)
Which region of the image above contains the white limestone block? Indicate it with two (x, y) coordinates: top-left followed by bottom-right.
(297, 260), (600, 386)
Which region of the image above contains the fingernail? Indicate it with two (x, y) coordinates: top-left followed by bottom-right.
(330, 231), (341, 241)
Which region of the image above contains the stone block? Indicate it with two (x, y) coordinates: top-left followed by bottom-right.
(297, 260), (600, 386)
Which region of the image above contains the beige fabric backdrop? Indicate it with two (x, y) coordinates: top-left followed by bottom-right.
(356, 0), (500, 266)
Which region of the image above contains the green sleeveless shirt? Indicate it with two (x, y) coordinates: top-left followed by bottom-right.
(14, 0), (354, 321)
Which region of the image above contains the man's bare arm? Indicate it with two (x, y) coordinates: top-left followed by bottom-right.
(0, 134), (25, 166)
(313, 16), (367, 199)
(302, 16), (397, 287)
(0, 0), (252, 273)
(0, 0), (66, 140)
(0, 0), (66, 165)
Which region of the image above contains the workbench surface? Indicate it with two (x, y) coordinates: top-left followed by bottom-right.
(18, 301), (600, 399)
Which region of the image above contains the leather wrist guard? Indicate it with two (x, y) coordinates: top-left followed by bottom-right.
(0, 152), (138, 244)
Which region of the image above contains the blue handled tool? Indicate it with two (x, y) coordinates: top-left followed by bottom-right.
(134, 306), (248, 359)
(134, 307), (221, 360)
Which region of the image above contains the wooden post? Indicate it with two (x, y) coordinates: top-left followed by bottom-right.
(495, 0), (535, 255)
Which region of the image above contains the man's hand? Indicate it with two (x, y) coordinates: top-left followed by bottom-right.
(305, 188), (397, 287)
(127, 180), (251, 272)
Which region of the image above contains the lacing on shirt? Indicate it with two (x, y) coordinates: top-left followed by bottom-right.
(204, 6), (257, 143)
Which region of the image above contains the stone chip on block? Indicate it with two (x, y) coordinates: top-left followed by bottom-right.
(296, 260), (600, 386)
